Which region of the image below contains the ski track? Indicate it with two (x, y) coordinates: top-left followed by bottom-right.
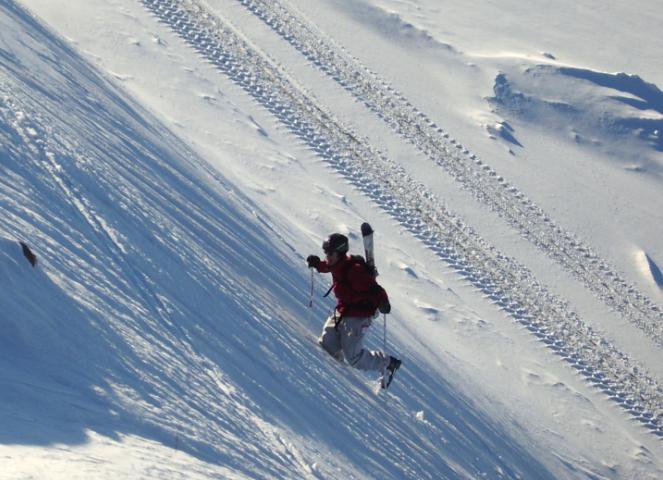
(237, 0), (663, 347)
(140, 0), (662, 436)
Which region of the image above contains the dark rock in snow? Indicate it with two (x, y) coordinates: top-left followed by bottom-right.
(19, 241), (37, 267)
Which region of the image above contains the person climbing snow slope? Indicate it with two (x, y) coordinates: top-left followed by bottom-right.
(307, 233), (401, 387)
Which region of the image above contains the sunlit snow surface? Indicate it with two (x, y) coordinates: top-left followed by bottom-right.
(2, 0), (662, 478)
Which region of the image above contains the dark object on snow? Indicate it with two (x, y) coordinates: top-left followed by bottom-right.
(19, 241), (37, 267)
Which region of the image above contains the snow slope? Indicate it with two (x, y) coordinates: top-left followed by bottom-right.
(2, 0), (662, 478)
(0, 2), (565, 478)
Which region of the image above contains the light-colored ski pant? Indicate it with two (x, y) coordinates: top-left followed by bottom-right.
(318, 312), (389, 371)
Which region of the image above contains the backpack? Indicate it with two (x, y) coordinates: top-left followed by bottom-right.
(324, 255), (384, 312)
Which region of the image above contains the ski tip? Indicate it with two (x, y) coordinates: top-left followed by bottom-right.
(361, 222), (373, 236)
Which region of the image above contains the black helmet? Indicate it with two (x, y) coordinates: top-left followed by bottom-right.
(322, 233), (349, 255)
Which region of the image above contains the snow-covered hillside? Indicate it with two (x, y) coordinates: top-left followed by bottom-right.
(2, 0), (662, 478)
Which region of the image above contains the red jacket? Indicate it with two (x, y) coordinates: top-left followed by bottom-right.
(315, 255), (388, 317)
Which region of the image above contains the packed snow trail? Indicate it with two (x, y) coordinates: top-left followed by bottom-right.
(141, 0), (662, 435)
(236, 0), (663, 346)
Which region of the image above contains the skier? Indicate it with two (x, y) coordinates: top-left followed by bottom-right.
(307, 233), (401, 386)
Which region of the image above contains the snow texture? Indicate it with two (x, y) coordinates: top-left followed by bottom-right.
(2, 0), (663, 478)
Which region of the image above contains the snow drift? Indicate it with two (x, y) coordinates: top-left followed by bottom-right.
(491, 65), (663, 176)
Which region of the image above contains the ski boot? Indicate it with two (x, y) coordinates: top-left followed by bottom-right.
(381, 356), (402, 389)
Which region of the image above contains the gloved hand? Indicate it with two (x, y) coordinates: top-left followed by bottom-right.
(307, 255), (321, 268)
(378, 299), (391, 314)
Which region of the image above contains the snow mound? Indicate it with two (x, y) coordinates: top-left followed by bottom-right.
(490, 65), (663, 177)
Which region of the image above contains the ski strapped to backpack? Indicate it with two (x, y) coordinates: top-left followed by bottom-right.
(361, 222), (376, 275)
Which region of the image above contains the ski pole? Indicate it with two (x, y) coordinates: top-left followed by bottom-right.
(383, 312), (387, 353)
(308, 268), (315, 308)
(382, 312), (388, 388)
